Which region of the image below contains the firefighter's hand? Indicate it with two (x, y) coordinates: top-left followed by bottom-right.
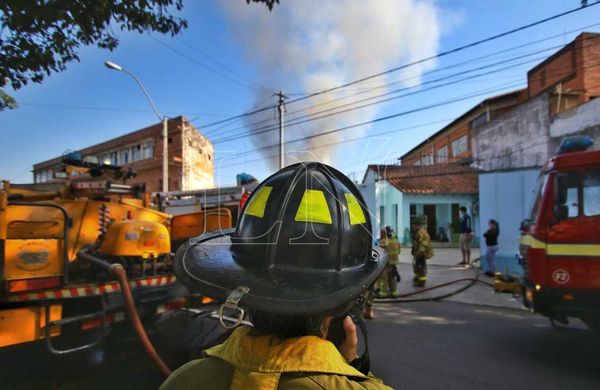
(339, 316), (358, 363)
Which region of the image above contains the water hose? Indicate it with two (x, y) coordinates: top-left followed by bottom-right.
(78, 248), (172, 376)
(374, 260), (494, 303)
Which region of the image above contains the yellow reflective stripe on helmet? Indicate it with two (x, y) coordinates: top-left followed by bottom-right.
(244, 186), (272, 218)
(344, 193), (366, 225)
(294, 190), (332, 224)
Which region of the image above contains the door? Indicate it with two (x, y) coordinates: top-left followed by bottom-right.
(548, 169), (600, 289)
(423, 204), (437, 240)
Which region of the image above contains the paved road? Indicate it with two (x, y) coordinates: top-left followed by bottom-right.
(367, 301), (600, 390)
(4, 300), (600, 389)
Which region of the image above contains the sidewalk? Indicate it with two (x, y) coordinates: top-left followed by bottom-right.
(379, 248), (525, 311)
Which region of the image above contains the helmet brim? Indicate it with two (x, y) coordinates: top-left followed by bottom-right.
(174, 229), (388, 315)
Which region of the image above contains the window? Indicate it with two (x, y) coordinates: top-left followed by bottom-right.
(583, 170), (600, 217)
(421, 153), (433, 166)
(98, 154), (110, 165)
(556, 170), (600, 220)
(529, 174), (549, 221)
(119, 149), (129, 165)
(142, 143), (154, 159)
(379, 205), (385, 227)
(470, 112), (488, 129)
(437, 145), (448, 164)
(40, 170), (51, 182)
(556, 172), (580, 219)
(452, 135), (468, 156)
(110, 151), (118, 166)
(131, 145), (142, 162)
(410, 204), (417, 215)
(413, 160), (421, 166)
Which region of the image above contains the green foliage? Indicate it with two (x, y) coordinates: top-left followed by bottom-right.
(411, 215), (427, 227)
(0, 0), (188, 110)
(0, 89), (17, 110)
(0, 0), (280, 111)
(246, 0), (280, 10)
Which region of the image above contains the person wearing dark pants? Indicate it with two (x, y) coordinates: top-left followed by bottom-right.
(483, 219), (500, 277)
(458, 206), (473, 266)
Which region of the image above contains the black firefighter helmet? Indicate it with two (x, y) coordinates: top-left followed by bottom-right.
(174, 162), (387, 315)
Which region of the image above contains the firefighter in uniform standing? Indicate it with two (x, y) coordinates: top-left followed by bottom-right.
(412, 218), (433, 287)
(375, 226), (401, 298)
(162, 163), (392, 390)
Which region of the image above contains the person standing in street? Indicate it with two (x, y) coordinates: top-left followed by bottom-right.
(458, 206), (473, 266)
(375, 226), (401, 298)
(483, 219), (500, 277)
(412, 219), (433, 287)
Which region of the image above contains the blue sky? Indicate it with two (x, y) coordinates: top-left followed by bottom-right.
(2, 0), (600, 187)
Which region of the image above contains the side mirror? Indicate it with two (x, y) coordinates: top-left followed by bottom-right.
(519, 219), (530, 233)
(552, 203), (569, 225)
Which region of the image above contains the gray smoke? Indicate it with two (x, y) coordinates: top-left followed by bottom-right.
(222, 0), (442, 168)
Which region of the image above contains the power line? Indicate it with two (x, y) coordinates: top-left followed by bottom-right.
(215, 80), (523, 165)
(17, 102), (232, 117)
(200, 20), (600, 138)
(210, 51), (548, 144)
(216, 73), (600, 174)
(148, 35), (268, 93)
(176, 38), (251, 81)
(200, 2), (598, 130)
(213, 57), (600, 169)
(282, 2), (599, 107)
(211, 44), (600, 145)
(214, 118), (455, 170)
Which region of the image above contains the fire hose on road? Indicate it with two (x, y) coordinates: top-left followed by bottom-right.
(374, 260), (495, 304)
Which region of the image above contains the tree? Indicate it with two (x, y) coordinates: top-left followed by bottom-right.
(247, 0), (280, 10)
(0, 0), (187, 110)
(0, 0), (280, 110)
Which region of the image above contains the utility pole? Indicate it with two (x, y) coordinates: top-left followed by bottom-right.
(162, 117), (168, 192)
(276, 91), (287, 169)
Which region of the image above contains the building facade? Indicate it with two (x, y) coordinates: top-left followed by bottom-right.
(399, 90), (526, 167)
(527, 32), (600, 110)
(399, 32), (600, 170)
(33, 116), (214, 193)
(360, 164), (478, 245)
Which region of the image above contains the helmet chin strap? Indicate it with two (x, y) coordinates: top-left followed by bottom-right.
(349, 305), (371, 376)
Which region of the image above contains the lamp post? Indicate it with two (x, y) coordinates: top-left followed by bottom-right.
(104, 60), (169, 193)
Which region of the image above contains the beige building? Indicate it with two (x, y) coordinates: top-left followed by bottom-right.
(33, 116), (214, 193)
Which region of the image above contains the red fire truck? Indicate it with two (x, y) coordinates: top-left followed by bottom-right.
(520, 136), (600, 333)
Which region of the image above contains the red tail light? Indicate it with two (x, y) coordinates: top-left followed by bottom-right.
(8, 277), (61, 293)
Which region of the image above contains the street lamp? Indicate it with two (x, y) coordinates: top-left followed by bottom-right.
(104, 60), (169, 193)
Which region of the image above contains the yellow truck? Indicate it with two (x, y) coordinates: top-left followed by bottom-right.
(0, 157), (231, 375)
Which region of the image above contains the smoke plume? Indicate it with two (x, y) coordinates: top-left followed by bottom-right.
(222, 0), (442, 168)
